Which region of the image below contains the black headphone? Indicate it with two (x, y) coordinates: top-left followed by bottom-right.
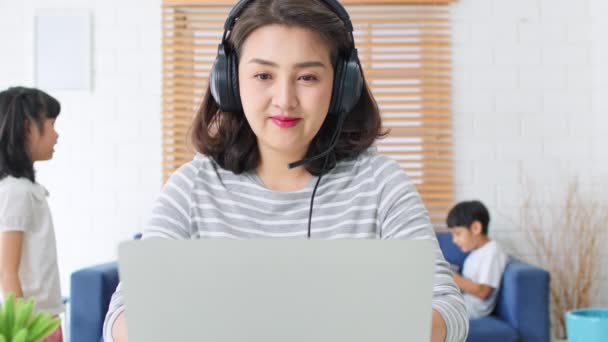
(209, 0), (363, 118)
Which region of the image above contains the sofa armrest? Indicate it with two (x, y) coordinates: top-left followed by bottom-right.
(495, 259), (550, 342)
(70, 262), (119, 342)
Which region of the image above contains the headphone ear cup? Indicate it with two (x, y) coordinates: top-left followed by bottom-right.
(328, 50), (363, 117)
(328, 58), (345, 116)
(209, 44), (243, 113)
(210, 46), (228, 109)
(340, 51), (363, 114)
(228, 52), (242, 112)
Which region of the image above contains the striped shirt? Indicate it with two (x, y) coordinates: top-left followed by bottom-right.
(103, 148), (468, 341)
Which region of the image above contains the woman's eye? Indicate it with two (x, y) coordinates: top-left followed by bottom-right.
(299, 75), (318, 82)
(255, 73), (272, 81)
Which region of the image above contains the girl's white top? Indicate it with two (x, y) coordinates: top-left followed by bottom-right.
(0, 176), (64, 315)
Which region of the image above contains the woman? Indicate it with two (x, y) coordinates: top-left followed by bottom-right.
(104, 0), (468, 341)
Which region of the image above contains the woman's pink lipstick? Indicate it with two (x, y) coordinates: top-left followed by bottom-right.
(271, 116), (301, 128)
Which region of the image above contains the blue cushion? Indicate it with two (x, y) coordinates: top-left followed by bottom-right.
(467, 316), (519, 342)
(435, 231), (469, 269)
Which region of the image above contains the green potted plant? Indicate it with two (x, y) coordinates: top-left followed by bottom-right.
(0, 293), (61, 342)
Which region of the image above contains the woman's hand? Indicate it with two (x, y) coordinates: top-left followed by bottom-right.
(431, 309), (447, 342)
(112, 311), (128, 342)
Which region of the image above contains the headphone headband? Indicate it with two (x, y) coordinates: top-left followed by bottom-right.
(223, 0), (354, 33)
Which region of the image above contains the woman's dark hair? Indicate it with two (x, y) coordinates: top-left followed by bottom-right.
(191, 0), (386, 175)
(446, 200), (491, 235)
(0, 86), (61, 182)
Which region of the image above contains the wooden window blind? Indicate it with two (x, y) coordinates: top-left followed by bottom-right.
(162, 0), (454, 228)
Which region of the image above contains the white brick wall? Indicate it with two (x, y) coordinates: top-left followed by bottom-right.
(591, 0), (608, 305)
(452, 0), (608, 306)
(0, 0), (162, 298)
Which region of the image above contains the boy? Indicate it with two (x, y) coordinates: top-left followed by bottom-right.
(447, 200), (509, 319)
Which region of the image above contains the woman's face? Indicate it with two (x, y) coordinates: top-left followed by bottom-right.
(238, 24), (334, 160)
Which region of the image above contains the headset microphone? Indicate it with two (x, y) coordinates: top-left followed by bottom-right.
(287, 113), (346, 170)
(289, 113), (346, 239)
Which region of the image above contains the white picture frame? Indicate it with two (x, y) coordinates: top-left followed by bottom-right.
(35, 9), (91, 91)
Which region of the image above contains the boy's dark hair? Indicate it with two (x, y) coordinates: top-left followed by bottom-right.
(446, 200), (491, 235)
(190, 0), (386, 176)
(0, 86), (61, 183)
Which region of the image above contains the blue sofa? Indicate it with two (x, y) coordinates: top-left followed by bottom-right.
(435, 232), (550, 342)
(70, 232), (550, 342)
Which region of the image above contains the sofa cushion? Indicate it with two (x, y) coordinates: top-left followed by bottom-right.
(436, 232), (469, 270)
(467, 316), (519, 342)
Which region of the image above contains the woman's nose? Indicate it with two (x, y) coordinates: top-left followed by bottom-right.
(272, 79), (298, 111)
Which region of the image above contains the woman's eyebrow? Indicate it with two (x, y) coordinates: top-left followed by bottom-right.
(247, 58), (326, 69)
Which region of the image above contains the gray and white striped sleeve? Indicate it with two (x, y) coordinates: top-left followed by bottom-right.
(376, 157), (468, 342)
(102, 161), (197, 341)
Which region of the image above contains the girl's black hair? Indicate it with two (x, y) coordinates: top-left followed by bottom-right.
(0, 86), (61, 182)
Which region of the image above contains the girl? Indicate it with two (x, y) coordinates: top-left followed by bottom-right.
(0, 87), (64, 342)
(105, 0), (468, 341)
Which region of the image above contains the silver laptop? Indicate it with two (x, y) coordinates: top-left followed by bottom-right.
(118, 239), (435, 342)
